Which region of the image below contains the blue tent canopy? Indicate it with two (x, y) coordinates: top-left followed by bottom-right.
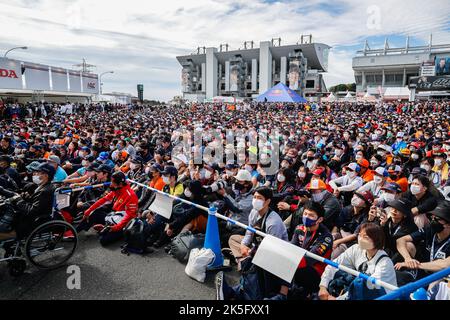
(255, 83), (307, 103)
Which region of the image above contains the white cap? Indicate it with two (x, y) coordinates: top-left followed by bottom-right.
(235, 169), (252, 182)
(173, 154), (188, 164)
(374, 167), (388, 177)
(345, 162), (360, 172)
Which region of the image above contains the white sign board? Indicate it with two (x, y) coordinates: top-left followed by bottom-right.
(0, 58), (22, 89)
(421, 65), (436, 77)
(82, 72), (99, 94)
(56, 193), (71, 209)
(149, 192), (174, 219)
(252, 235), (307, 283)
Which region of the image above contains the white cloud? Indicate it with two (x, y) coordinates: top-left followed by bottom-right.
(0, 0), (449, 100)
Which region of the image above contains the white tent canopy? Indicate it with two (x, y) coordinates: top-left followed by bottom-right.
(383, 87), (411, 100)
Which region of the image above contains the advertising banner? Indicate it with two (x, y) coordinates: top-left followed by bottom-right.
(410, 76), (450, 91)
(0, 58), (22, 90)
(288, 60), (300, 90)
(229, 64), (239, 92)
(435, 57), (450, 76)
(82, 72), (99, 94)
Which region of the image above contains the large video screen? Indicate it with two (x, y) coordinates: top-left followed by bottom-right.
(288, 60), (300, 90)
(435, 57), (450, 76)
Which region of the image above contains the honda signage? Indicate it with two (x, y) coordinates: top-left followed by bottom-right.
(0, 58), (23, 89)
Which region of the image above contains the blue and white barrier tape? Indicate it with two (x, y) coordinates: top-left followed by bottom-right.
(128, 179), (398, 292)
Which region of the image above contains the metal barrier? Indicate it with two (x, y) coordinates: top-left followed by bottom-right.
(128, 179), (399, 292)
(377, 267), (450, 300)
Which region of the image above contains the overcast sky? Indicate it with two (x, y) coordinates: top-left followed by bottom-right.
(1, 0), (449, 101)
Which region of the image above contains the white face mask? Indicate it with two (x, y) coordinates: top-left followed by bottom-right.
(373, 176), (383, 185)
(377, 151), (386, 157)
(421, 164), (431, 172)
(162, 176), (170, 184)
(312, 190), (326, 202)
(184, 189), (192, 198)
(411, 154), (419, 160)
(383, 193), (396, 202)
(32, 175), (42, 185)
(351, 197), (364, 208)
(277, 174), (286, 183)
(370, 160), (379, 167)
(298, 171), (306, 179)
(130, 163), (138, 170)
(252, 199), (265, 211)
(82, 160), (88, 167)
(355, 155), (362, 161)
(410, 185), (422, 195)
(435, 159), (443, 167)
(347, 171), (356, 179)
(204, 170), (212, 179)
(145, 167), (151, 175)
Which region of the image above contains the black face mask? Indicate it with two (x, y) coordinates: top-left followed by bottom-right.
(430, 219), (445, 234)
(307, 157), (314, 161)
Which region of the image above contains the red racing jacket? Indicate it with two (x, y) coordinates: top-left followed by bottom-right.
(291, 223), (333, 276)
(84, 184), (138, 232)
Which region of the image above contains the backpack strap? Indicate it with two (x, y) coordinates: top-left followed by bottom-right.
(374, 254), (389, 267)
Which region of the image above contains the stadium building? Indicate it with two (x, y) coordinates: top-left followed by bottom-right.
(176, 36), (331, 102)
(0, 57), (99, 103)
(353, 35), (450, 100)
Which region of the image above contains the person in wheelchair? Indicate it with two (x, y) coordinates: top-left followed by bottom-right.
(0, 163), (55, 240)
(76, 171), (138, 246)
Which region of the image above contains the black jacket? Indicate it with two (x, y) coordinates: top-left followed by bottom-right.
(15, 182), (54, 219)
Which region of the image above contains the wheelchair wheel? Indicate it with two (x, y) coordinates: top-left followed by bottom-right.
(8, 259), (27, 277)
(24, 221), (78, 270)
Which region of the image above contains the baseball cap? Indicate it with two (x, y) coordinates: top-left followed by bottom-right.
(306, 179), (327, 190)
(97, 151), (109, 161)
(35, 163), (56, 178)
(381, 182), (402, 194)
(355, 191), (374, 207)
(235, 169), (252, 182)
(374, 167), (389, 177)
(26, 161), (42, 172)
(225, 163), (239, 170)
(357, 159), (370, 169)
(47, 155), (61, 165)
(345, 163), (360, 172)
(161, 166), (178, 177)
(86, 163), (100, 171)
(94, 164), (113, 174)
(388, 165), (402, 173)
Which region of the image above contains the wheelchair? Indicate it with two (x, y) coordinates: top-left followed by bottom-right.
(0, 194), (78, 277)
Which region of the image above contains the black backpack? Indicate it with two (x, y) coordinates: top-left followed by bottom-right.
(121, 218), (150, 255)
(168, 231), (205, 263)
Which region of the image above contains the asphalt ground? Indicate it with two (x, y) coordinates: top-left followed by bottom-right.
(0, 230), (240, 300)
